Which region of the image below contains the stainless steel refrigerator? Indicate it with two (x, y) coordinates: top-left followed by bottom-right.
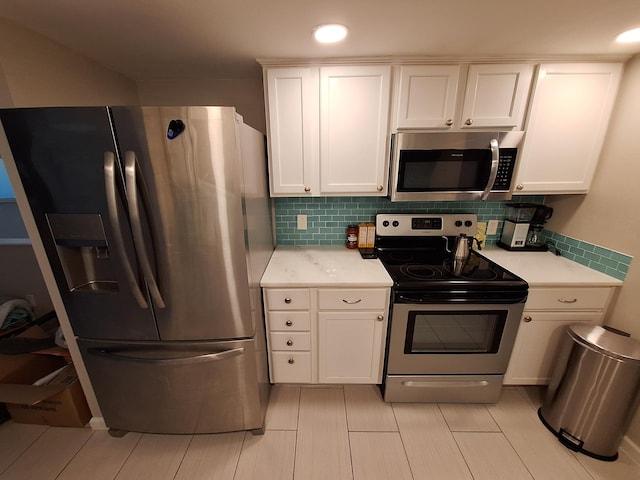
(0, 106), (274, 434)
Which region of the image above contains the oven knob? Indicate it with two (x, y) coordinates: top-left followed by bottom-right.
(455, 220), (462, 227)
(465, 220), (473, 227)
(383, 220), (389, 227)
(392, 221), (399, 227)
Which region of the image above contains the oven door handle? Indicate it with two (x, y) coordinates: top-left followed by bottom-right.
(480, 138), (500, 201)
(396, 294), (430, 304)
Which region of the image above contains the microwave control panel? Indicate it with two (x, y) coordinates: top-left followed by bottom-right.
(494, 148), (517, 190)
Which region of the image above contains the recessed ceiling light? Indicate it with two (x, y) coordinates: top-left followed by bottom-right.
(313, 24), (349, 44)
(616, 27), (640, 43)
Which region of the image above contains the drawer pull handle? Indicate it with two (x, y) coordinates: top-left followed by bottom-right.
(285, 320), (293, 327)
(284, 297), (292, 304)
(524, 315), (533, 323)
(558, 298), (578, 304)
(288, 358), (295, 364)
(286, 340), (293, 346)
(377, 315), (384, 321)
(342, 298), (362, 304)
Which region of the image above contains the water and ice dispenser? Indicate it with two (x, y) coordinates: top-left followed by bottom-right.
(46, 213), (119, 293)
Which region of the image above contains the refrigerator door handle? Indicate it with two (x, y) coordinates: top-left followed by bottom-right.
(89, 347), (245, 365)
(124, 151), (166, 308)
(103, 152), (149, 309)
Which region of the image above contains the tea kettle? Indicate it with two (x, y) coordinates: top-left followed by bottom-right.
(446, 234), (482, 262)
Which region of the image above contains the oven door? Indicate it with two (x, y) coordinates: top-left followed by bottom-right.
(386, 302), (524, 375)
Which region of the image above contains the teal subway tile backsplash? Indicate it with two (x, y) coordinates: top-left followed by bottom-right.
(541, 231), (632, 281)
(274, 195), (544, 246)
(274, 195), (632, 280)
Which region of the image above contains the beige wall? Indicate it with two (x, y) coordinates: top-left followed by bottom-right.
(544, 53), (640, 450)
(137, 77), (266, 132)
(0, 17), (138, 107)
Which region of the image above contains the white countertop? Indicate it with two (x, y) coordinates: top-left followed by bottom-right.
(480, 247), (623, 287)
(261, 246), (393, 287)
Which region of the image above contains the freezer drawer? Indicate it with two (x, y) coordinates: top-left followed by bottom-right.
(78, 338), (269, 434)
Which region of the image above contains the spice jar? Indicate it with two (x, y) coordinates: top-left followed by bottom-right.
(346, 224), (358, 249)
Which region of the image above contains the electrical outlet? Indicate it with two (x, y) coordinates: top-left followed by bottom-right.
(297, 214), (307, 230)
(487, 220), (500, 235)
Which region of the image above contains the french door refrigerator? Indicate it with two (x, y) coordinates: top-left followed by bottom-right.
(0, 106), (274, 434)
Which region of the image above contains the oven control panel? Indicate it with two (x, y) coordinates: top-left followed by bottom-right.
(376, 213), (477, 237)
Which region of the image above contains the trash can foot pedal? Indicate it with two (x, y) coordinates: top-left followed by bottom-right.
(559, 428), (583, 451)
(538, 408), (619, 462)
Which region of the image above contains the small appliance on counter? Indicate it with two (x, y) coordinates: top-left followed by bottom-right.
(498, 203), (553, 251)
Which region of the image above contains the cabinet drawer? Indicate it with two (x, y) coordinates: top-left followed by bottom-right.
(269, 332), (311, 351)
(267, 311), (311, 331)
(318, 289), (387, 310)
(526, 287), (611, 310)
(265, 289), (310, 310)
(271, 352), (312, 383)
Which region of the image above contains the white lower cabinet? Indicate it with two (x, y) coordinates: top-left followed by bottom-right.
(263, 287), (390, 384)
(318, 311), (386, 384)
(504, 287), (614, 385)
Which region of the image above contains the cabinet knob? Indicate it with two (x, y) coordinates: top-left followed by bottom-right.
(377, 185), (383, 192)
(288, 358), (295, 364)
(524, 315), (533, 323)
(465, 118), (473, 126)
(286, 339), (293, 346)
(304, 186), (311, 193)
(516, 184), (524, 191)
(284, 297), (292, 304)
(285, 320), (293, 327)
(377, 315), (384, 321)
(445, 119), (454, 126)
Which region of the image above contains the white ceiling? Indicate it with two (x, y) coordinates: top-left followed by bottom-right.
(1, 0), (640, 80)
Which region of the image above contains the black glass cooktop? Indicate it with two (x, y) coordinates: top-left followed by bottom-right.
(376, 248), (527, 291)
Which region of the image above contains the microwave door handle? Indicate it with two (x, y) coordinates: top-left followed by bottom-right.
(124, 152), (166, 308)
(104, 152), (149, 309)
(481, 139), (500, 200)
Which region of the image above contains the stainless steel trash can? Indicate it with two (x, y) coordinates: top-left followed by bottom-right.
(539, 324), (640, 461)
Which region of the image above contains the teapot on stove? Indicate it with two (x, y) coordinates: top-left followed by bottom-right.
(450, 234), (482, 262)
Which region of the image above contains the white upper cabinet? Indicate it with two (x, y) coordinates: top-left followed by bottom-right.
(394, 65), (460, 129)
(514, 63), (623, 194)
(319, 66), (391, 194)
(393, 63), (533, 130)
(265, 68), (319, 196)
(264, 65), (391, 197)
(460, 64), (533, 129)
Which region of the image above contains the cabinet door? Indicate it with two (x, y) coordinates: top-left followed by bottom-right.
(514, 63), (622, 194)
(319, 66), (391, 195)
(317, 311), (386, 383)
(504, 311), (603, 385)
(460, 64), (533, 129)
(395, 65), (460, 129)
(265, 67), (319, 195)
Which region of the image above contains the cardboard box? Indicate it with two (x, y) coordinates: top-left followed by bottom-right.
(0, 353), (65, 384)
(0, 356), (90, 427)
(366, 223), (376, 248)
(357, 223), (368, 249)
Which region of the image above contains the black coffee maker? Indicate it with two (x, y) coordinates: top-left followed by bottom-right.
(527, 205), (553, 248)
(499, 203), (553, 251)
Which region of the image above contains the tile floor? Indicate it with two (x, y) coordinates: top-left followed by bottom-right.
(0, 385), (639, 480)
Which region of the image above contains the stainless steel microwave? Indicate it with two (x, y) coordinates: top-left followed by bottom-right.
(389, 131), (524, 201)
